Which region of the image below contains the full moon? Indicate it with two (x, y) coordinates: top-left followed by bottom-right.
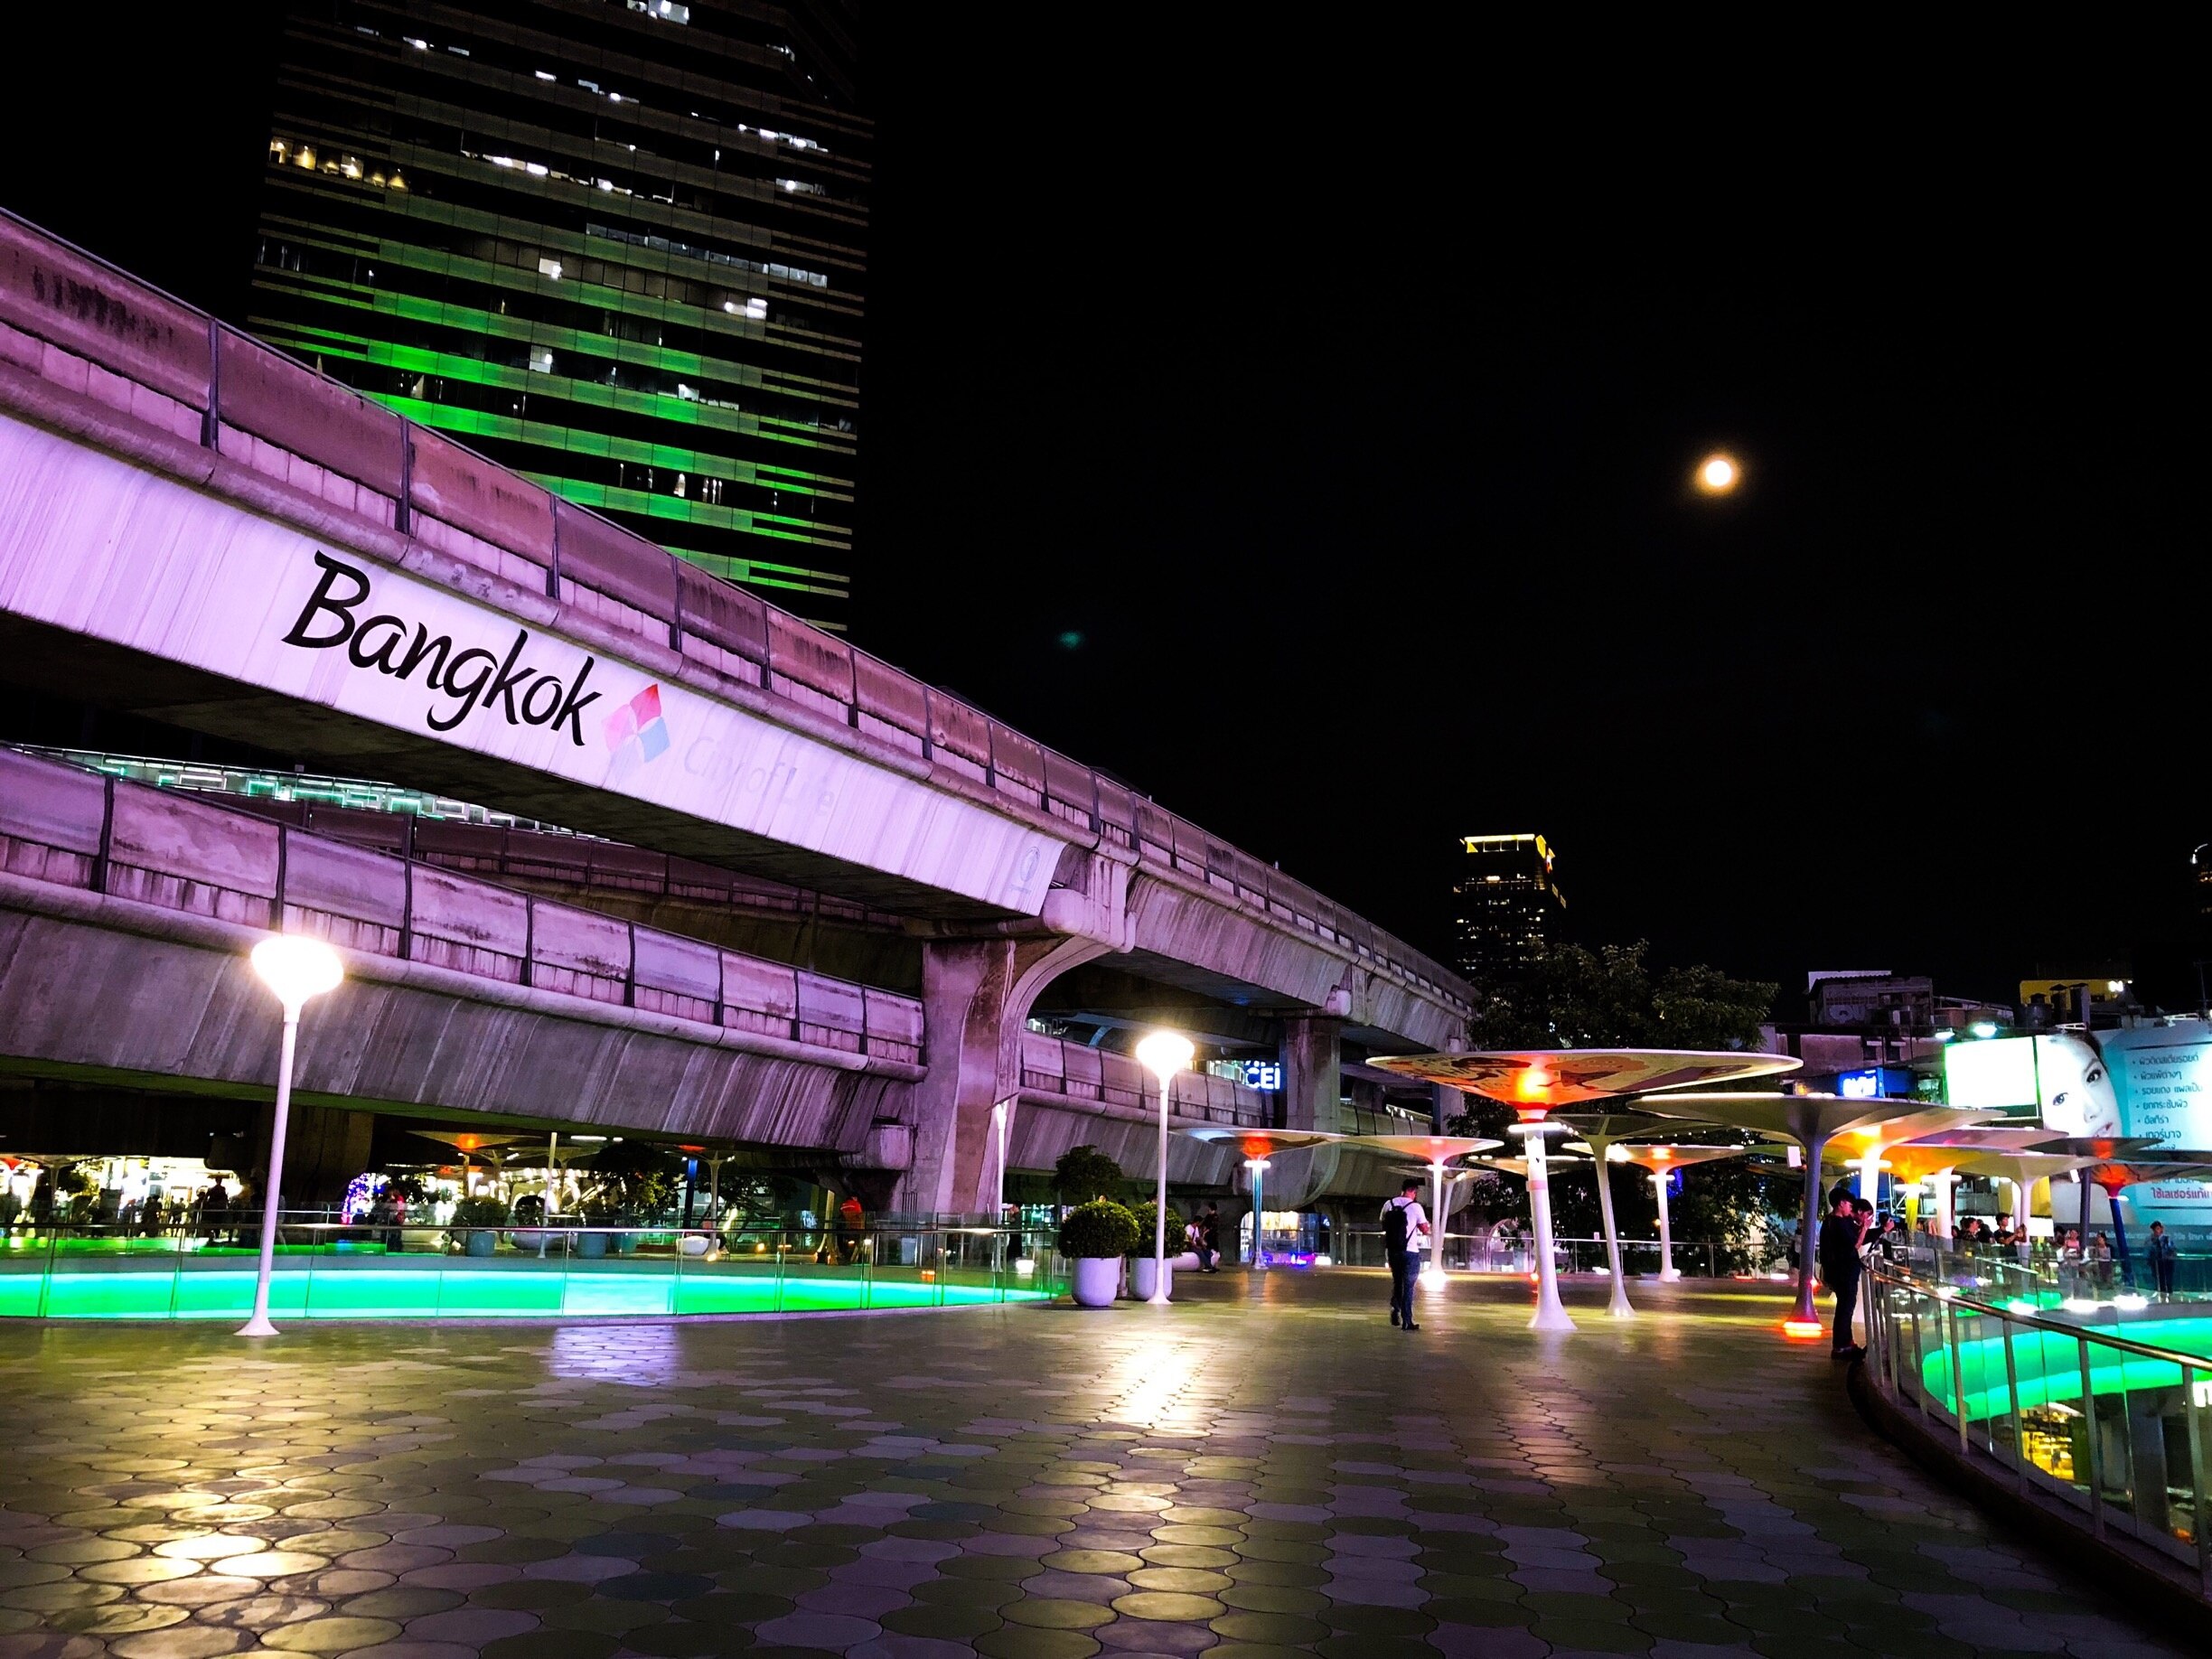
(1696, 453), (1740, 494)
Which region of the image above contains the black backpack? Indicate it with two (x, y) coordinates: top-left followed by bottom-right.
(1384, 1199), (1411, 1251)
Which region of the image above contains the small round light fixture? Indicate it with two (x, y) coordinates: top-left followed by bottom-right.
(1695, 452), (1740, 495)
(250, 934), (344, 1013)
(1135, 1030), (1195, 1085)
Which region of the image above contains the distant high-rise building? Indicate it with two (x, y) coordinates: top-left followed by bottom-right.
(250, 0), (864, 626)
(1451, 833), (1565, 981)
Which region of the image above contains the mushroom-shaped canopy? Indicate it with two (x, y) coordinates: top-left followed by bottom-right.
(1604, 1143), (1748, 1173)
(1903, 1126), (2069, 1155)
(1467, 1152), (1591, 1181)
(2076, 1148), (2212, 1194)
(411, 1130), (525, 1157)
(1365, 1051), (1798, 1114)
(1344, 1134), (1504, 1165)
(1177, 1127), (1346, 1158)
(1827, 1107), (2004, 1159)
(1551, 1110), (1701, 1147)
(1634, 1092), (1930, 1148)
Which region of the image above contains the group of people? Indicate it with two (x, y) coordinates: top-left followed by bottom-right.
(1181, 1205), (1223, 1271)
(1823, 1186), (2194, 1347)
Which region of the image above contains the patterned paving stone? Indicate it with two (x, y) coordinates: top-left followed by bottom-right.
(0, 1272), (2198, 1656)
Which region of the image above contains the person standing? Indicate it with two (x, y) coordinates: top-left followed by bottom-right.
(1200, 1204), (1222, 1272)
(1382, 1178), (1428, 1331)
(2148, 1221), (2179, 1301)
(1817, 1184), (1870, 1358)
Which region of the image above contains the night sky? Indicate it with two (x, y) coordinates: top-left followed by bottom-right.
(4, 14), (2199, 1008)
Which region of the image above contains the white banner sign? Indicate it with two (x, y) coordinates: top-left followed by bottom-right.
(0, 413), (1063, 914)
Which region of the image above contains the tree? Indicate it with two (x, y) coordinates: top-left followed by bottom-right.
(579, 1139), (680, 1222)
(1445, 942), (1790, 1266)
(1054, 1145), (1128, 1205)
(1465, 942), (1774, 1054)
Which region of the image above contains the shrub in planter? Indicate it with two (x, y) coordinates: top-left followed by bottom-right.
(1059, 1199), (1139, 1259)
(1054, 1145), (1128, 1207)
(449, 1195), (509, 1257)
(1060, 1200), (1139, 1308)
(1126, 1201), (1162, 1254)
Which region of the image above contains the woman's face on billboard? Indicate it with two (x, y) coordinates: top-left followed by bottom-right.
(2039, 1034), (2121, 1137)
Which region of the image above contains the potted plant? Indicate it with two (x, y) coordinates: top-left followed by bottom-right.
(1054, 1145), (1128, 1209)
(1060, 1199), (1139, 1308)
(448, 1195), (509, 1257)
(1127, 1199), (1172, 1301)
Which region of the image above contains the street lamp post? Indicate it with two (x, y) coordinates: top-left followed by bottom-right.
(1133, 1031), (1195, 1305)
(238, 934), (344, 1338)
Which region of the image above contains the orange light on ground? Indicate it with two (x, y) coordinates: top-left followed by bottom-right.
(1782, 1319), (1824, 1339)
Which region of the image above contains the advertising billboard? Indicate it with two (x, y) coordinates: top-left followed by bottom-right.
(1942, 1037), (2039, 1113)
(1942, 1025), (2212, 1223)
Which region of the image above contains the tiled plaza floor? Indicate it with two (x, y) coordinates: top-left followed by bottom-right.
(0, 1269), (2191, 1659)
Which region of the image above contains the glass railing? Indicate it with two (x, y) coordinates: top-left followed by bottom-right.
(1867, 1261), (2212, 1595)
(1888, 1239), (2212, 1310)
(1326, 1228), (1728, 1279)
(0, 1218), (1064, 1321)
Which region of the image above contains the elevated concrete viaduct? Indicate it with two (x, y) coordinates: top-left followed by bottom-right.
(0, 749), (1261, 1201)
(0, 211), (1467, 1214)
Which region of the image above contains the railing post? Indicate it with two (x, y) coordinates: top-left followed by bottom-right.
(396, 422), (413, 536)
(2080, 1336), (2105, 1538)
(2001, 1317), (2027, 1488)
(521, 896), (534, 989)
(548, 496), (562, 599)
(1945, 1300), (1970, 1451)
(202, 318), (222, 449)
(624, 921), (636, 1008)
(92, 773), (115, 894)
(668, 550), (684, 651)
(398, 814), (417, 961)
(273, 822), (289, 930)
(2185, 1362), (2212, 1597)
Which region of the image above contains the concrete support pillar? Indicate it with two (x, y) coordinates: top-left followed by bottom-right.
(898, 934), (1107, 1218)
(1432, 1083), (1463, 1133)
(1279, 1016), (1343, 1133)
(250, 1101), (371, 1207)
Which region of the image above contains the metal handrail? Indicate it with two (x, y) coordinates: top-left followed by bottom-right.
(1870, 1262), (2212, 1372)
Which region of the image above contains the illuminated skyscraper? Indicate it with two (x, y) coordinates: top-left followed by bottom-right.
(1451, 833), (1565, 981)
(250, 0), (863, 625)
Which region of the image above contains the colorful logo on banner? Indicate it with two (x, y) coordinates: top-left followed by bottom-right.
(603, 684), (670, 780)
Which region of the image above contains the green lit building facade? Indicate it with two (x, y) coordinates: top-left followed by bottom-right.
(252, 0), (863, 625)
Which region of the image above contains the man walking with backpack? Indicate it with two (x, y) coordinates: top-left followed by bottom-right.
(1382, 1178), (1429, 1330)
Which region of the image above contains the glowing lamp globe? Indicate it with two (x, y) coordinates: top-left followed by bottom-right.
(1696, 453), (1739, 494)
(1134, 1030), (1195, 1085)
(250, 934), (344, 1012)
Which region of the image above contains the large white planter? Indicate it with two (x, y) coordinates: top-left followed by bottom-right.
(1130, 1257), (1172, 1301)
(1072, 1256), (1120, 1308)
